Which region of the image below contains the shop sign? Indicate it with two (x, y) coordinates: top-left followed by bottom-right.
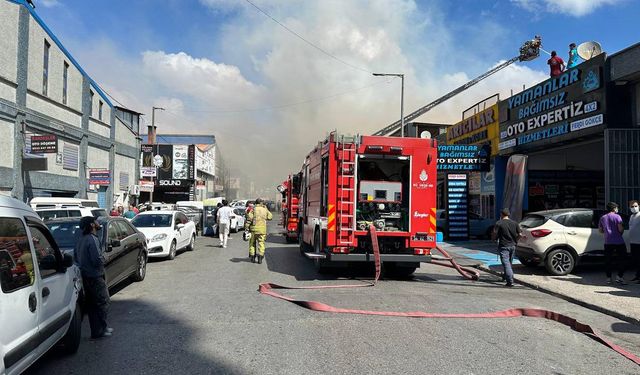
(196, 180), (206, 190)
(158, 179), (183, 186)
(89, 169), (111, 185)
(446, 174), (469, 240)
(437, 145), (490, 172)
(140, 167), (156, 177)
(139, 180), (154, 192)
(499, 54), (606, 153)
(446, 104), (500, 156)
(30, 135), (58, 153)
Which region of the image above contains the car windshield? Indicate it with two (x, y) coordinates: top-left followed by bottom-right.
(131, 214), (173, 227)
(520, 214), (547, 228)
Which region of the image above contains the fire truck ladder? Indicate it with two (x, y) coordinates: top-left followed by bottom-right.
(336, 136), (358, 246)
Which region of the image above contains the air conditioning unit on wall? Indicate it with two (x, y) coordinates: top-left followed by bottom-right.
(129, 185), (140, 196)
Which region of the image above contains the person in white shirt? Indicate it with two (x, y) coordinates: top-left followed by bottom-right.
(629, 200), (640, 282)
(216, 200), (234, 248)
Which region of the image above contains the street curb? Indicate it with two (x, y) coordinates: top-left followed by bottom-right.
(476, 264), (640, 326)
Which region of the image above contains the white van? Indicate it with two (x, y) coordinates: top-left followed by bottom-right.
(0, 197), (82, 374)
(29, 198), (107, 221)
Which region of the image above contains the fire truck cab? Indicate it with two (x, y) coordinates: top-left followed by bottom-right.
(298, 132), (438, 277)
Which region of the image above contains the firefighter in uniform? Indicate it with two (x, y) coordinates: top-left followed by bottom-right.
(245, 198), (273, 264)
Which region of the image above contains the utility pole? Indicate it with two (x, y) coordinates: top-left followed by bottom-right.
(372, 73), (405, 137)
(149, 106), (164, 204)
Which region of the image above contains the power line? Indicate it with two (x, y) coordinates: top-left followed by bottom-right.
(171, 78), (393, 114)
(243, 0), (372, 74)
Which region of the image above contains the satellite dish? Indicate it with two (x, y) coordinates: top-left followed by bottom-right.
(577, 41), (602, 60)
(420, 131), (432, 139)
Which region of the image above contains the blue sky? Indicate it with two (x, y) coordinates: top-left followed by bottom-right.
(26, 0), (640, 188)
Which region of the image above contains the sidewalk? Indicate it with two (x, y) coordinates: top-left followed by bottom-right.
(439, 240), (640, 324)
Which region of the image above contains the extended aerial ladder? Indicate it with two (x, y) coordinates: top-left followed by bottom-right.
(374, 36), (543, 136)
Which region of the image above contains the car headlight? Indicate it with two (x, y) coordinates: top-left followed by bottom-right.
(151, 233), (168, 242)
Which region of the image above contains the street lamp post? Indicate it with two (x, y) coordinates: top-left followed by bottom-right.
(149, 106), (165, 204)
(373, 73), (405, 137)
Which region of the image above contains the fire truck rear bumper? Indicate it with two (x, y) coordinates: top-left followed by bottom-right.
(329, 253), (432, 263)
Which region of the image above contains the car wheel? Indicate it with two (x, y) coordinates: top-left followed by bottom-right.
(168, 240), (177, 260)
(131, 251), (147, 281)
(187, 234), (196, 251)
(57, 303), (82, 355)
(545, 248), (575, 276)
(231, 223), (238, 233)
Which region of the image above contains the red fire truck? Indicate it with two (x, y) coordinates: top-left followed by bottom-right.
(277, 173), (301, 243)
(297, 132), (438, 277)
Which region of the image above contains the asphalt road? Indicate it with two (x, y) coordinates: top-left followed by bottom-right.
(27, 222), (640, 374)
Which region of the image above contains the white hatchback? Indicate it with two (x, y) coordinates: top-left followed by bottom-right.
(0, 197), (82, 375)
(130, 211), (197, 260)
(516, 208), (629, 276)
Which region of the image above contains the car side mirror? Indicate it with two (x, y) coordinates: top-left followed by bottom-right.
(107, 239), (121, 252)
(40, 254), (58, 270)
(62, 252), (74, 269)
(176, 223), (185, 230)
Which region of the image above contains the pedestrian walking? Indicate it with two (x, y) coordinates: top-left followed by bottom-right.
(599, 202), (626, 284)
(492, 208), (523, 287)
(628, 200), (640, 282)
(567, 43), (580, 69)
(547, 50), (565, 78)
(245, 198), (273, 264)
(216, 200), (234, 248)
(74, 216), (113, 339)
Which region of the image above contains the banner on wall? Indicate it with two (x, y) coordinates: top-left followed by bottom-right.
(502, 155), (528, 222)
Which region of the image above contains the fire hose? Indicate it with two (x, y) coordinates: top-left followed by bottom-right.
(258, 225), (640, 366)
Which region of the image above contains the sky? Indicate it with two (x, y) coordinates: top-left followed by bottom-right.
(28, 0), (640, 194)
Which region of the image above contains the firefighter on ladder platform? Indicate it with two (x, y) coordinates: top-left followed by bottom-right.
(245, 198), (273, 264)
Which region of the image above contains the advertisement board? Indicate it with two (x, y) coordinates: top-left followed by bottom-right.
(89, 169), (111, 185)
(141, 144), (196, 181)
(30, 135), (58, 154)
(498, 54), (606, 153)
(446, 174), (469, 240)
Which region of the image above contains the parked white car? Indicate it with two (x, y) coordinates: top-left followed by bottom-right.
(516, 208), (630, 276)
(131, 211), (196, 260)
(232, 208), (246, 232)
(0, 197), (82, 375)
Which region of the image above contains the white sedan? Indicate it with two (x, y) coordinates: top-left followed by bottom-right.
(131, 210), (196, 260)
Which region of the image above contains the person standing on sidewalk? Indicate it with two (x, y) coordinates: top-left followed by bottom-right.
(628, 200), (640, 282)
(492, 208), (522, 287)
(216, 200), (234, 248)
(75, 217), (113, 339)
(599, 202), (626, 284)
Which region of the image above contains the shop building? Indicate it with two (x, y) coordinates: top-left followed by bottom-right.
(0, 0), (140, 208)
(496, 53), (608, 216)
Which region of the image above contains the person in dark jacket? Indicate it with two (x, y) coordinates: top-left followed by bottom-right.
(492, 208), (523, 287)
(75, 216), (113, 339)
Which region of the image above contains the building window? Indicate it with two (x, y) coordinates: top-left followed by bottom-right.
(89, 90), (94, 116)
(99, 100), (103, 121)
(62, 61), (69, 105)
(43, 40), (50, 96)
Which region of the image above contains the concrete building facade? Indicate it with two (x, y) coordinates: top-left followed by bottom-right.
(0, 0), (140, 209)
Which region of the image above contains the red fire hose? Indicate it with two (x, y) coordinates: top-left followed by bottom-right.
(258, 226), (640, 366)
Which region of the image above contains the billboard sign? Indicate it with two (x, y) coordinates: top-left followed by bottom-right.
(141, 144), (195, 181)
(446, 174), (469, 240)
(446, 104), (500, 156)
(498, 54), (606, 153)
